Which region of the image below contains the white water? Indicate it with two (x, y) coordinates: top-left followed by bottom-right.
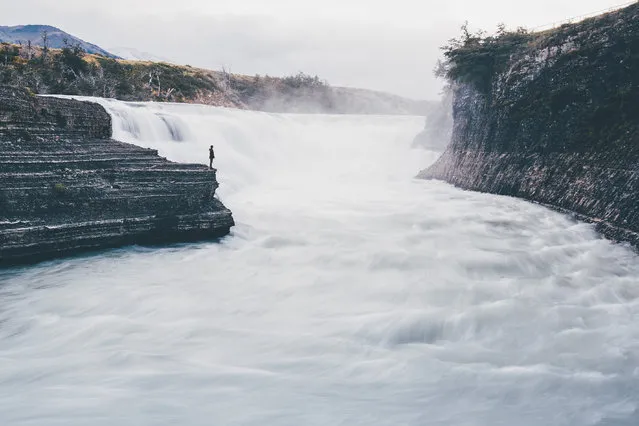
(1, 99), (639, 426)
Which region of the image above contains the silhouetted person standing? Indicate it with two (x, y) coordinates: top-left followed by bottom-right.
(209, 145), (215, 169)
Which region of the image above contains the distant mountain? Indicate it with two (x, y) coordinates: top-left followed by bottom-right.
(107, 47), (171, 63)
(0, 25), (118, 58)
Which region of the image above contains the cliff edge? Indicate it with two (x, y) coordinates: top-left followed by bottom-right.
(420, 4), (639, 246)
(0, 86), (234, 265)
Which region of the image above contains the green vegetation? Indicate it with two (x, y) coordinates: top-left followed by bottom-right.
(438, 4), (639, 96)
(437, 23), (532, 94)
(436, 3), (639, 154)
(0, 40), (226, 102)
(229, 71), (330, 110)
(0, 40), (330, 108)
(281, 72), (327, 89)
(0, 34), (425, 114)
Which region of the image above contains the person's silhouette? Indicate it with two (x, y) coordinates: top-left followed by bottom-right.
(209, 145), (215, 169)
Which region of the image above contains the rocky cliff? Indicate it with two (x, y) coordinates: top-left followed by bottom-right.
(420, 4), (639, 247)
(0, 86), (234, 265)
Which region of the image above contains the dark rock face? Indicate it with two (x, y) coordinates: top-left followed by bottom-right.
(0, 86), (234, 265)
(420, 4), (639, 247)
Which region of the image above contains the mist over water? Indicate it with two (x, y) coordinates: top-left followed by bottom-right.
(1, 99), (639, 426)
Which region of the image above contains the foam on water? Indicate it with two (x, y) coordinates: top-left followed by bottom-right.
(1, 98), (638, 426)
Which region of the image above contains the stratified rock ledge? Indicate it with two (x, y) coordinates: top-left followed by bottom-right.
(0, 86), (234, 265)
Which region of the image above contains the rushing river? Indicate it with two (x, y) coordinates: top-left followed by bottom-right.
(1, 99), (638, 426)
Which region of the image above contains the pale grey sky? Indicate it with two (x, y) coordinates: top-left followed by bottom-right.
(2, 0), (630, 99)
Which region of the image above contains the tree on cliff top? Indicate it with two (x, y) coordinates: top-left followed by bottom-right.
(437, 22), (531, 94)
(60, 38), (88, 75)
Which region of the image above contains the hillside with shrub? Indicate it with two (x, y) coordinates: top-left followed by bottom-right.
(0, 41), (429, 115)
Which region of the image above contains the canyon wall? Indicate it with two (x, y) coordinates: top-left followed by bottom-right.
(420, 4), (639, 246)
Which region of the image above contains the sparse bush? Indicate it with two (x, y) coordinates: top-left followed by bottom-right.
(60, 39), (88, 76)
(0, 41), (332, 108)
(438, 22), (532, 94)
(281, 72), (327, 89)
(1, 42), (20, 66)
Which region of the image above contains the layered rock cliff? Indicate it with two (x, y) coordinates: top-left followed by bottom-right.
(420, 4), (639, 246)
(0, 86), (234, 265)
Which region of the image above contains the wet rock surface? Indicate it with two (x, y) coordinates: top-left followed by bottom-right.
(0, 86), (234, 265)
(420, 4), (639, 247)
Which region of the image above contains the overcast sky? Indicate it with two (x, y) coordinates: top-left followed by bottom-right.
(3, 0), (630, 99)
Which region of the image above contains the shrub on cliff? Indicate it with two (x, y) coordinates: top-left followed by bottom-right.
(0, 42), (331, 109)
(60, 39), (88, 76)
(437, 23), (532, 94)
(0, 42), (230, 102)
(281, 72), (327, 90)
(1, 43), (20, 65)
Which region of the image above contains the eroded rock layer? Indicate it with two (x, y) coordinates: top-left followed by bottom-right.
(0, 86), (234, 265)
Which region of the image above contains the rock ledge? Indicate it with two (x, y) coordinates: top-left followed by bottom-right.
(0, 86), (234, 265)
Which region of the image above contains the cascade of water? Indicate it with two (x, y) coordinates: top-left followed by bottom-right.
(1, 97), (638, 426)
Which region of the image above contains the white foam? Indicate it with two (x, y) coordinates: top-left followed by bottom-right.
(1, 98), (638, 426)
